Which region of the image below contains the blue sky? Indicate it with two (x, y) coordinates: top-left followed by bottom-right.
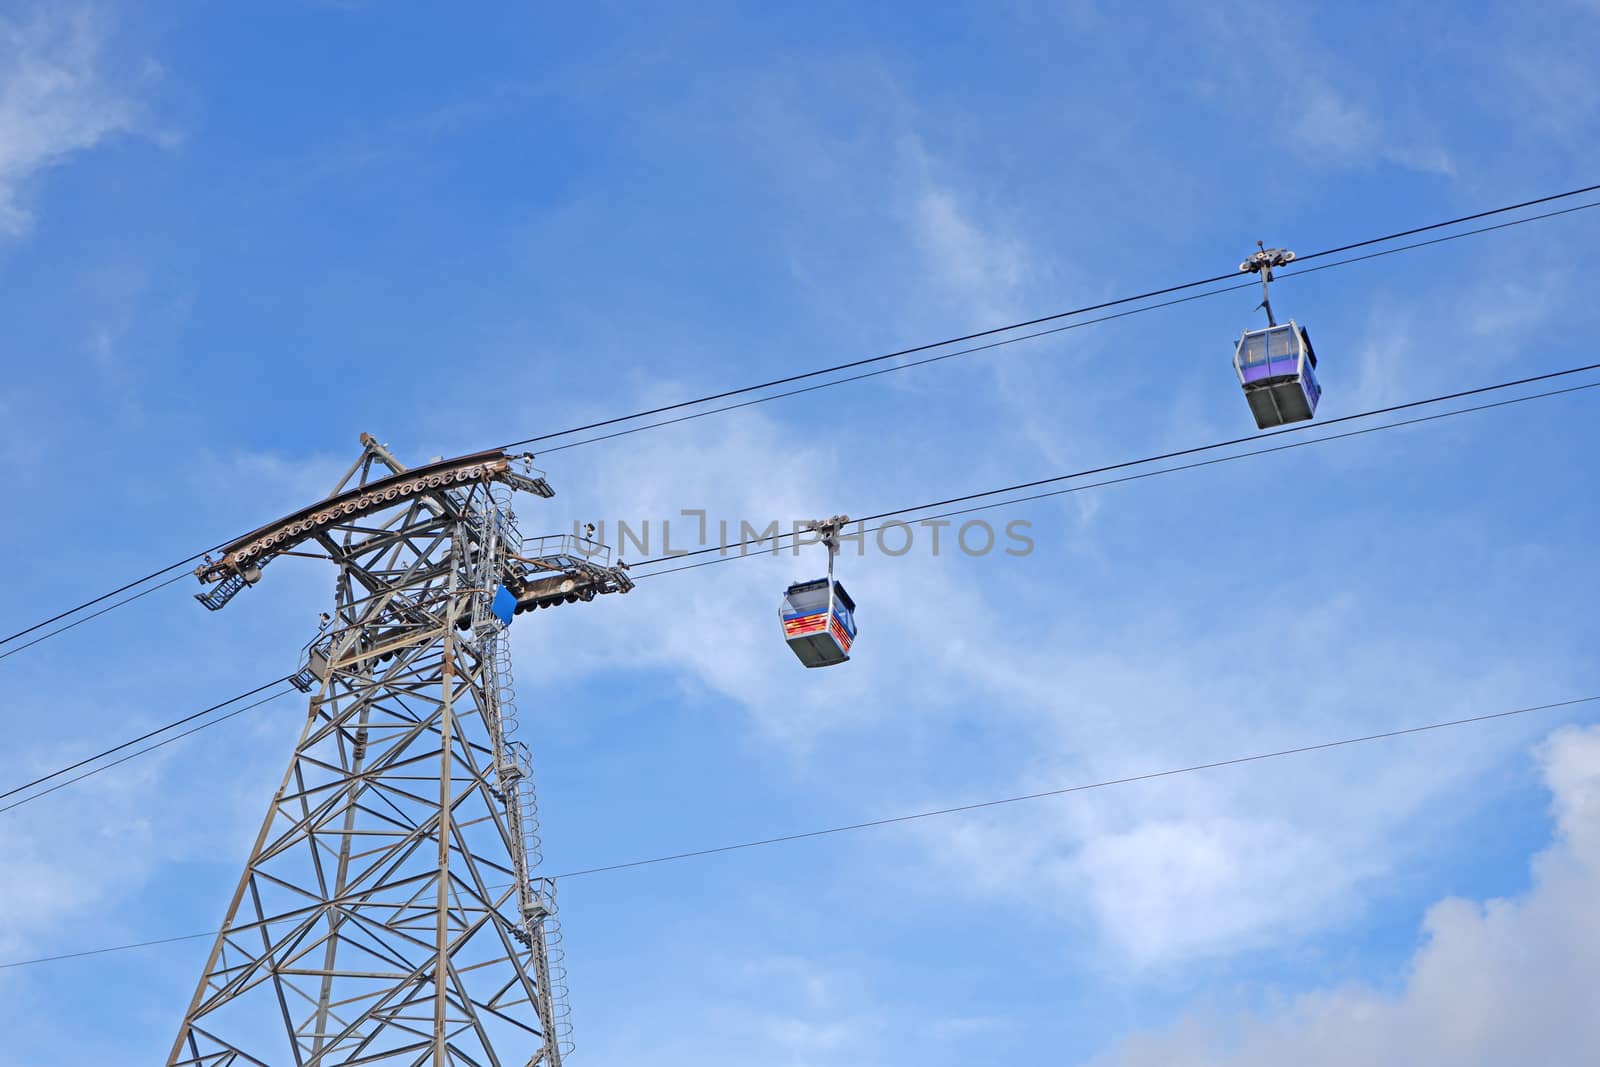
(2, 2), (1599, 1064)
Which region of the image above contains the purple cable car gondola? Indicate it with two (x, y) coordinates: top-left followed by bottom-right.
(1235, 243), (1323, 429)
(1234, 320), (1320, 429)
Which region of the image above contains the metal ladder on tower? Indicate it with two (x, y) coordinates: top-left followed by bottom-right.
(489, 612), (575, 1060)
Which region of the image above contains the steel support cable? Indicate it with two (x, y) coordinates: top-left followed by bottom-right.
(5, 376), (1596, 822)
(4, 691), (1594, 971)
(0, 676), (292, 804)
(0, 685), (298, 815)
(548, 695), (1600, 880)
(631, 380), (1600, 580)
(3, 189), (1598, 658)
(630, 362), (1600, 569)
(2, 371), (1596, 815)
(0, 552), (214, 650)
(497, 182), (1600, 452)
(0, 572), (190, 664)
(533, 198), (1600, 457)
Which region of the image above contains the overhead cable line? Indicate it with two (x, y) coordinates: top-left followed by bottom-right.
(535, 198), (1600, 457)
(0, 552), (214, 650)
(0, 685), (297, 816)
(497, 181), (1600, 452)
(634, 378), (1600, 579)
(547, 694), (1600, 879)
(0, 677), (292, 806)
(7, 365), (1598, 815)
(535, 197), (1600, 456)
(1, 931), (221, 971)
(631, 362), (1600, 569)
(0, 573), (191, 664)
(3, 185), (1597, 659)
(5, 691), (1594, 971)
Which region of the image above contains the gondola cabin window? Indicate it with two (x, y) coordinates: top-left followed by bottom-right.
(1233, 321), (1321, 429)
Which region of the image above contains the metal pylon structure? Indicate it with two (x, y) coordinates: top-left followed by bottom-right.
(170, 435), (632, 1066)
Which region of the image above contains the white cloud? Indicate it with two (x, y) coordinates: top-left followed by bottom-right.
(510, 398), (972, 750)
(508, 371), (1583, 980)
(587, 956), (876, 1067)
(0, 441), (384, 965)
(1285, 85), (1455, 176)
(910, 184), (1030, 327)
(886, 134), (1102, 480)
(1287, 86), (1382, 162)
(0, 726), (238, 959)
(1195, 4), (1454, 177)
(1500, 47), (1600, 143)
(581, 946), (1012, 1067)
(871, 563), (1590, 975)
(461, 86), (1593, 957)
(1343, 267), (1571, 412)
(0, 6), (140, 236)
(1100, 723), (1600, 1066)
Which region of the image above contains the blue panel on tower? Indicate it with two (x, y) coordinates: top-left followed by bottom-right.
(492, 584), (517, 626)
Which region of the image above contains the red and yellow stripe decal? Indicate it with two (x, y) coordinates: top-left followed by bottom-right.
(784, 613), (828, 637)
(829, 615), (853, 652)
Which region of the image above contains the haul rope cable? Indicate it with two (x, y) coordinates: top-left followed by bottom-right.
(4, 692), (1594, 971)
(629, 365), (1600, 569)
(5, 367), (1596, 814)
(3, 185), (1598, 654)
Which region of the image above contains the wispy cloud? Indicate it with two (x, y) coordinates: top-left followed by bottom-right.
(0, 5), (141, 236)
(477, 71), (1587, 981)
(1342, 266), (1572, 413)
(506, 372), (1583, 977)
(899, 589), (1575, 972)
(1499, 40), (1600, 144)
(1100, 723), (1600, 1065)
(1194, 3), (1455, 177)
(1285, 85), (1455, 177)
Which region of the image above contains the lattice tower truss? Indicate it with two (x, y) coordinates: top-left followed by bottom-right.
(169, 435), (631, 1066)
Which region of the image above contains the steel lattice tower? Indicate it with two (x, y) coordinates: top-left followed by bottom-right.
(171, 436), (631, 1066)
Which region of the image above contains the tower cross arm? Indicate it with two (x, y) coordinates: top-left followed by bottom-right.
(193, 445), (551, 605)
